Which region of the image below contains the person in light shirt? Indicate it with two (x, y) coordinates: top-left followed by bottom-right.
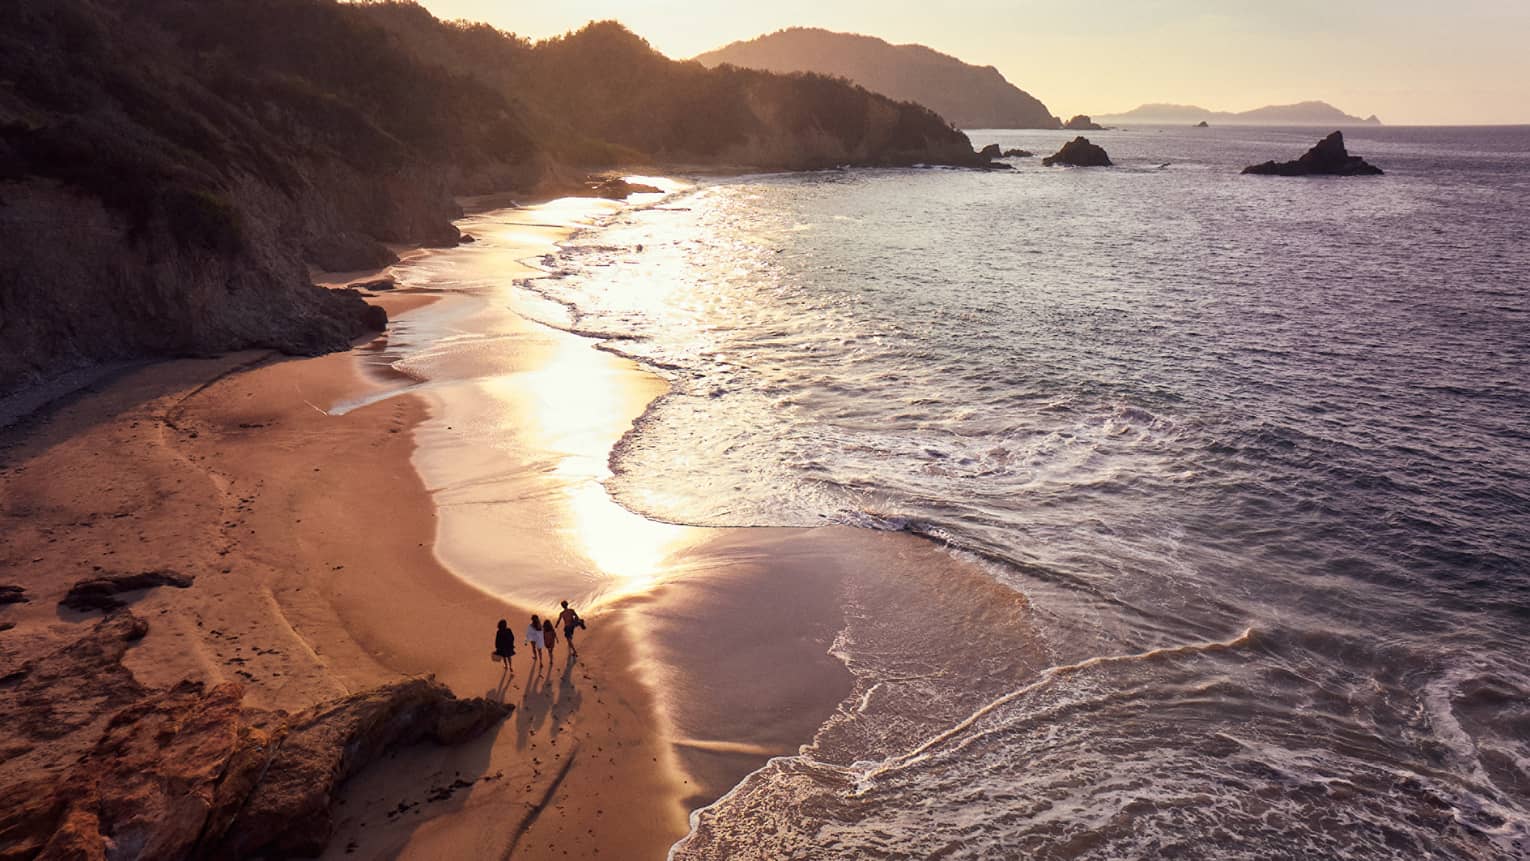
(525, 615), (545, 664)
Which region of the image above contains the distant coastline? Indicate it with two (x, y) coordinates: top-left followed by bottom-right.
(1095, 100), (1381, 126)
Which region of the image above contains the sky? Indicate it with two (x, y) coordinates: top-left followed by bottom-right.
(410, 1), (1530, 125)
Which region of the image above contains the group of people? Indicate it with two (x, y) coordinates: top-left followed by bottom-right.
(494, 600), (584, 669)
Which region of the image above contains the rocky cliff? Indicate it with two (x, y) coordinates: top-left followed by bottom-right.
(693, 27), (1060, 130)
(0, 0), (552, 397)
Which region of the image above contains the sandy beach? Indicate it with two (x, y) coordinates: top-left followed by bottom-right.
(0, 196), (995, 859)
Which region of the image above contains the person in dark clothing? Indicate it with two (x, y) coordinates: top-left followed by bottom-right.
(494, 618), (515, 670)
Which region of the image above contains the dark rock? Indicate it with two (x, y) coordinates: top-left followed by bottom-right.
(1241, 131), (1383, 176)
(218, 678), (511, 857)
(348, 277), (396, 292)
(978, 143), (1003, 160)
(306, 232), (400, 273)
(0, 584), (27, 605)
(60, 570), (195, 612)
(584, 177), (664, 200)
(1195, 120), (1209, 128)
(458, 233), (476, 244)
(1002, 148), (1034, 158)
(1063, 114), (1106, 131)
(1042, 136), (1113, 167)
(0, 610), (510, 861)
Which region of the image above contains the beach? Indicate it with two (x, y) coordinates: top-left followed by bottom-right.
(0, 196), (1005, 859)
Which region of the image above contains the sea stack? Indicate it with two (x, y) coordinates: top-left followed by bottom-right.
(1043, 136), (1112, 167)
(1242, 131), (1383, 176)
(1063, 114), (1106, 131)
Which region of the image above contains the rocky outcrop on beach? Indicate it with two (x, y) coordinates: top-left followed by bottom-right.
(584, 177), (665, 199)
(59, 570), (195, 612)
(1063, 114), (1106, 131)
(0, 611), (510, 860)
(1241, 131), (1384, 176)
(1043, 137), (1113, 167)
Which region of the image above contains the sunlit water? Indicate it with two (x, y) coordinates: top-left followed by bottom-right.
(508, 127), (1530, 859)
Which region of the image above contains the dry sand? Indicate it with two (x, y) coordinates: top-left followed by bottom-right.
(0, 199), (1012, 859)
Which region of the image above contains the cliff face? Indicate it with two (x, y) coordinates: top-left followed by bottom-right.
(0, 0), (548, 396)
(694, 28), (1061, 130)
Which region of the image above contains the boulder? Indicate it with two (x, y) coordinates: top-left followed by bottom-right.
(348, 277), (396, 292)
(217, 678), (511, 857)
(0, 611), (511, 861)
(0, 584), (27, 605)
(1042, 136), (1113, 167)
(978, 143), (1003, 160)
(458, 233), (476, 244)
(1195, 120), (1209, 128)
(584, 177), (664, 200)
(60, 570), (195, 612)
(1003, 148), (1035, 158)
(1241, 131), (1383, 176)
(1063, 114), (1105, 131)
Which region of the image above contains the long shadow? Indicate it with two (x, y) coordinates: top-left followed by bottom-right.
(548, 651), (584, 742)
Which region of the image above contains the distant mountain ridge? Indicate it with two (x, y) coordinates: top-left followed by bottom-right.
(1096, 101), (1381, 126)
(695, 27), (1060, 130)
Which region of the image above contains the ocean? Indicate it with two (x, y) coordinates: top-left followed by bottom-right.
(400, 126), (1530, 858)
(513, 126), (1530, 859)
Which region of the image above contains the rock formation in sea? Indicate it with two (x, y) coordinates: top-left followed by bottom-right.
(1043, 137), (1113, 167)
(1063, 114), (1106, 131)
(1241, 131), (1384, 176)
(1195, 120), (1210, 128)
(692, 27), (1061, 129)
(0, 611), (510, 859)
(1003, 148), (1035, 158)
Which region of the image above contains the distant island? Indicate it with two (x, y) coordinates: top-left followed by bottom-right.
(1094, 101), (1381, 126)
(695, 27), (1061, 130)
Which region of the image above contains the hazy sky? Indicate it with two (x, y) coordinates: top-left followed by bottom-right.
(411, 1), (1530, 125)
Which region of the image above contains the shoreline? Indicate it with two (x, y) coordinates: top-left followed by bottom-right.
(0, 189), (1031, 858)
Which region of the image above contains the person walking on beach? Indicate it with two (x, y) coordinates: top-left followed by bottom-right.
(541, 618), (557, 661)
(493, 619), (515, 670)
(557, 600), (584, 656)
(526, 614), (545, 664)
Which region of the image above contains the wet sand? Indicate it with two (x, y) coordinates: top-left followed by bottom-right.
(0, 196), (1017, 859)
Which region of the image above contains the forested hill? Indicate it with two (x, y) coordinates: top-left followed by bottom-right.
(0, 0), (982, 397)
(353, 6), (981, 170)
(695, 28), (1061, 130)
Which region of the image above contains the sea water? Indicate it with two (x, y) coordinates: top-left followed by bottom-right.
(518, 126), (1530, 858)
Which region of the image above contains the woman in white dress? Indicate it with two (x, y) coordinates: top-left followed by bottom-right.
(525, 614), (545, 663)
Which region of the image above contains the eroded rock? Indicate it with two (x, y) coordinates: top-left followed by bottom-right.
(1063, 114), (1105, 131)
(0, 613), (510, 861)
(0, 585), (27, 605)
(60, 570), (195, 612)
(1242, 131), (1383, 176)
(1043, 136), (1113, 167)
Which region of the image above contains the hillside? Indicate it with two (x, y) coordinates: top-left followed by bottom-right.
(0, 1), (983, 397)
(1095, 101), (1381, 126)
(356, 8), (982, 170)
(694, 27), (1060, 130)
